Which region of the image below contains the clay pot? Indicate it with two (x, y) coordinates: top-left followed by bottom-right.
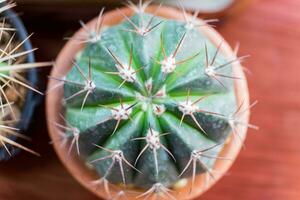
(46, 5), (250, 200)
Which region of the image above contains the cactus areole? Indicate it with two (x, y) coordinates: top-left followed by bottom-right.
(48, 5), (251, 200)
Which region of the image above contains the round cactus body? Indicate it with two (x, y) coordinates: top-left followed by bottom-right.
(63, 12), (240, 190)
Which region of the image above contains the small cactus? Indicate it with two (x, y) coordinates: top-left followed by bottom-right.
(0, 0), (52, 159)
(54, 1), (256, 198)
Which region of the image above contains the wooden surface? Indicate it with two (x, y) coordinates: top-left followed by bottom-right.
(0, 0), (299, 199)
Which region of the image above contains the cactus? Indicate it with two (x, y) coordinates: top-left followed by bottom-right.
(54, 1), (256, 198)
(0, 0), (52, 159)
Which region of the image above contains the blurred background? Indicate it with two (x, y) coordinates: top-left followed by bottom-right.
(0, 0), (300, 199)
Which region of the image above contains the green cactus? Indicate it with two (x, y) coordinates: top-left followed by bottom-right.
(58, 3), (255, 196)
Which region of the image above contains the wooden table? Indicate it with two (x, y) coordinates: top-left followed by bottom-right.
(0, 0), (299, 199)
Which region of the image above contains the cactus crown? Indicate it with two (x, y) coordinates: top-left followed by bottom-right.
(56, 2), (256, 198)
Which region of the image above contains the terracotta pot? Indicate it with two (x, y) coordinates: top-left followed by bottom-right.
(46, 5), (250, 200)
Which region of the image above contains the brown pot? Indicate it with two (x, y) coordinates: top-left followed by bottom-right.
(46, 5), (250, 200)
